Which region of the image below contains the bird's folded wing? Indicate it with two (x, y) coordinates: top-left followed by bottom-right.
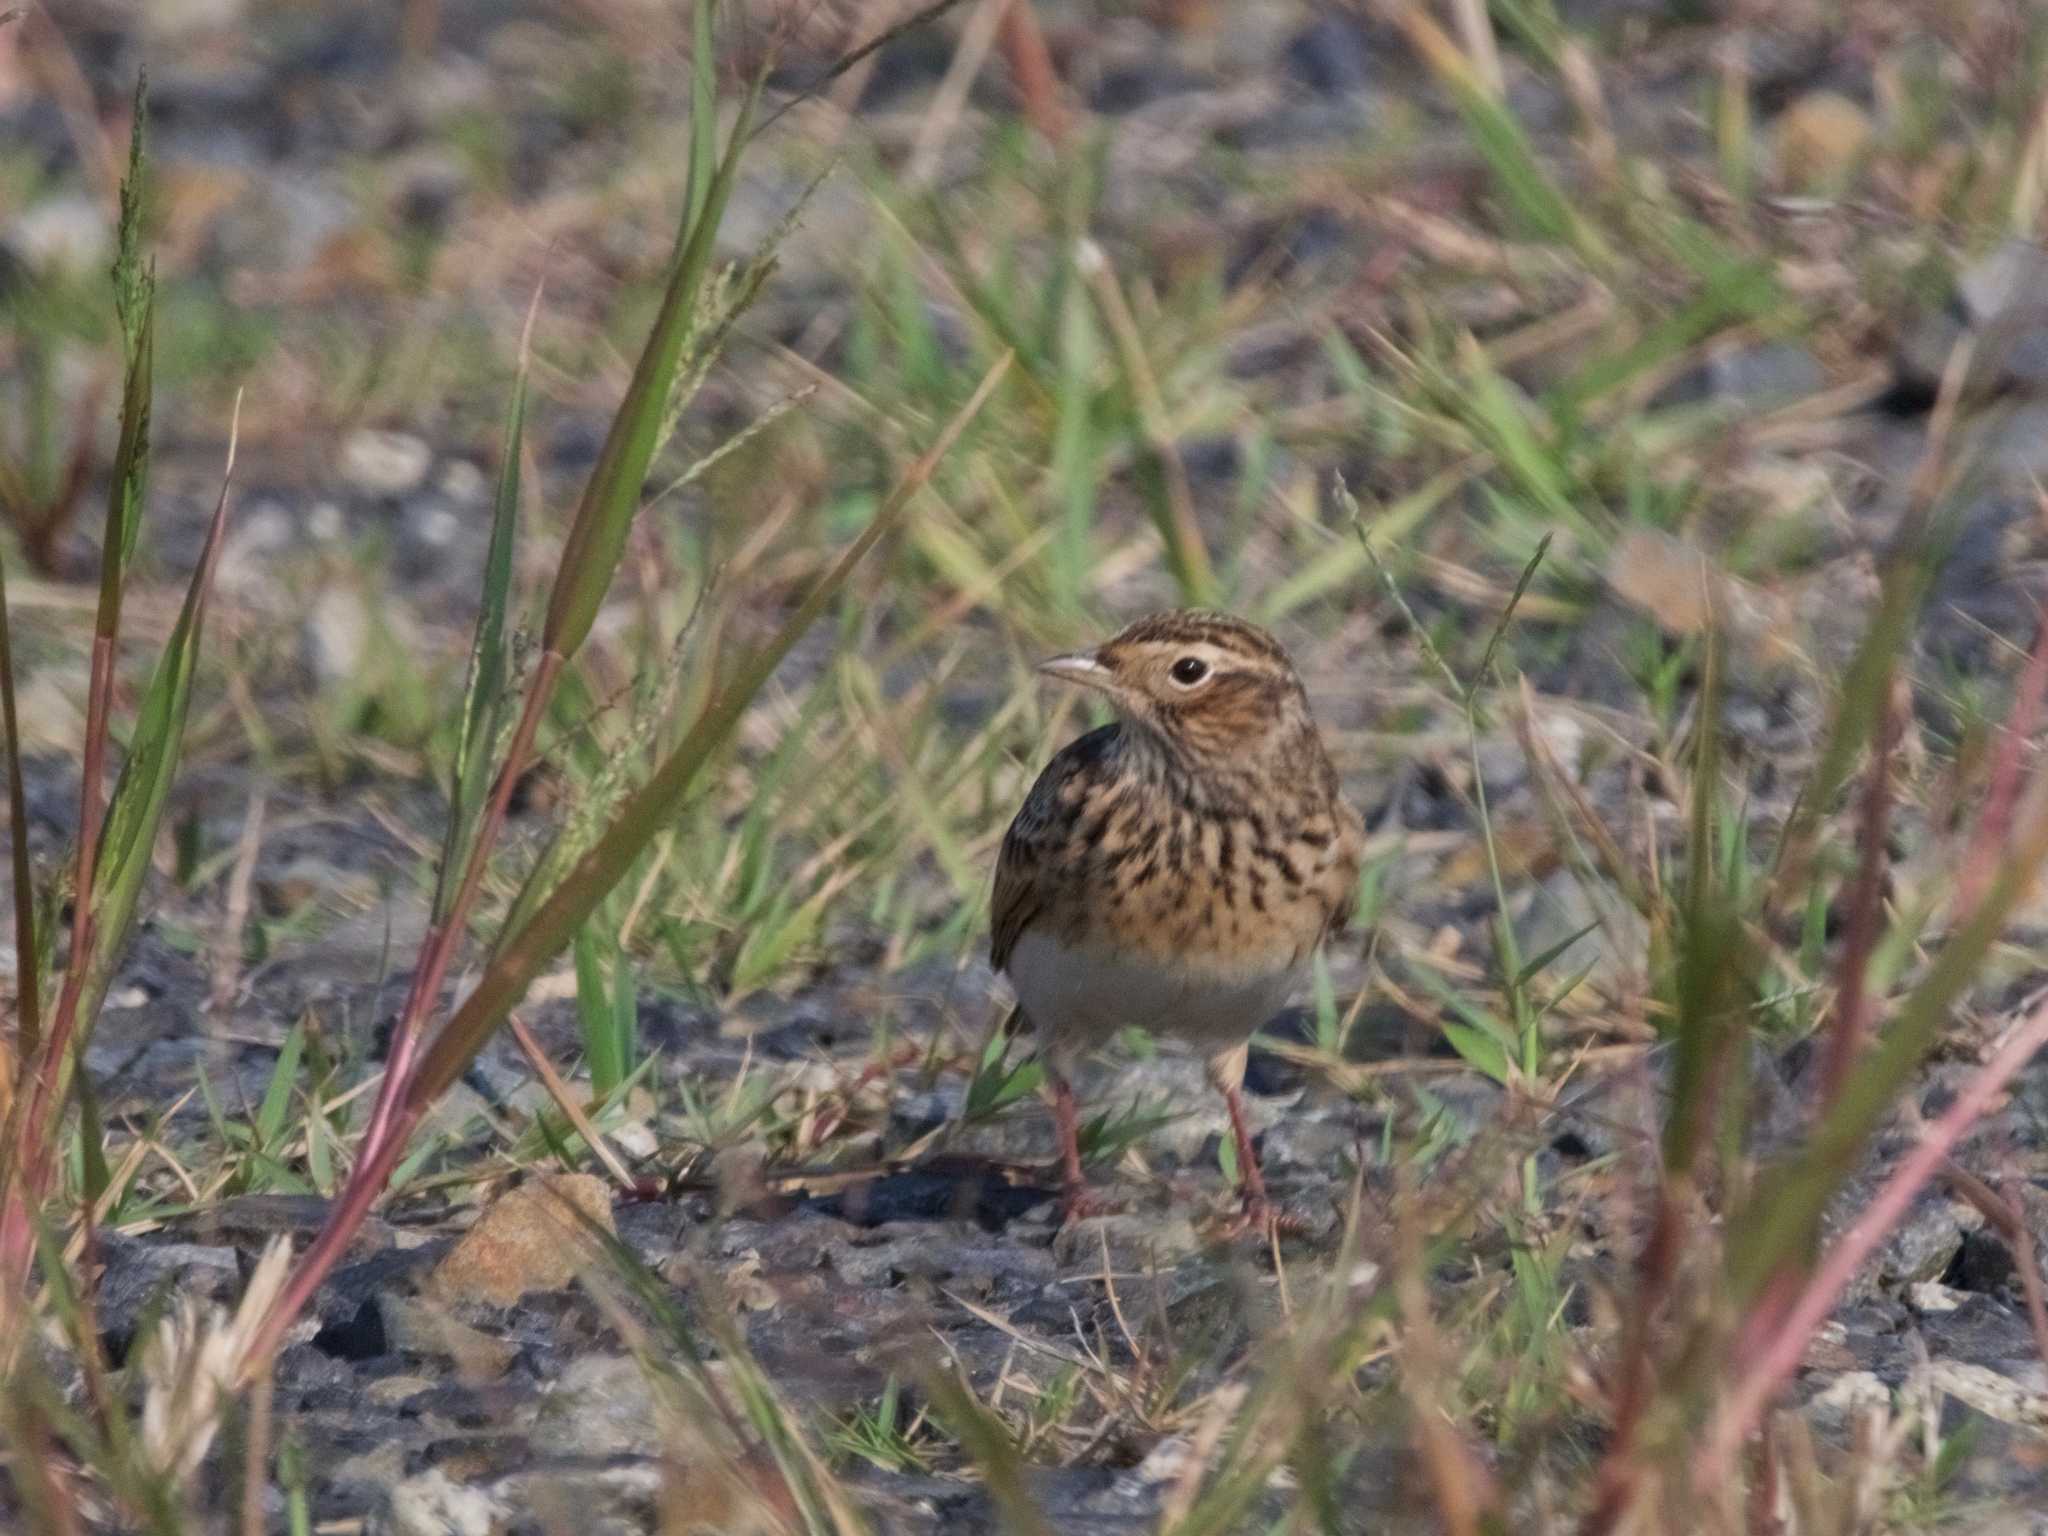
(1322, 801), (1366, 939)
(990, 826), (1045, 975)
(991, 725), (1118, 974)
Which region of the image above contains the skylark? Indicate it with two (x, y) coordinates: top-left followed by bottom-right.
(993, 610), (1363, 1231)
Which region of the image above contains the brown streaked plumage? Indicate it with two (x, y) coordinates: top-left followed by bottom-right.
(993, 609), (1363, 1231)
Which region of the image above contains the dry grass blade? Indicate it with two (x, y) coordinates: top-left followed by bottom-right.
(1384, 0), (1610, 269)
(920, 1363), (1058, 1536)
(751, 0), (976, 140)
(1394, 1187), (1502, 1536)
(505, 1011), (637, 1192)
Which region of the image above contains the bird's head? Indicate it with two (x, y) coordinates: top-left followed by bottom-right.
(1037, 610), (1313, 762)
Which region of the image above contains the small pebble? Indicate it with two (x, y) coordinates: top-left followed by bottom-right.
(305, 586), (370, 685)
(4, 195), (111, 274)
(438, 460), (488, 503)
(339, 428), (433, 497)
(307, 501), (346, 542)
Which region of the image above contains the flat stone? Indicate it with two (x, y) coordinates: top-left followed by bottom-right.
(1859, 1191), (1977, 1295)
(339, 428), (433, 496)
(1897, 239), (2048, 399)
(428, 1174), (616, 1307)
(95, 1237), (241, 1354)
(545, 1354), (666, 1458)
(388, 1468), (506, 1536)
(327, 1438), (409, 1493)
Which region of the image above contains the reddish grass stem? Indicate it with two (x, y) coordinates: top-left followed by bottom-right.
(996, 0), (1069, 148)
(265, 653), (567, 1366)
(1702, 990), (2048, 1478)
(1579, 1180), (1685, 1536)
(354, 650), (564, 1161)
(3, 412), (238, 1279)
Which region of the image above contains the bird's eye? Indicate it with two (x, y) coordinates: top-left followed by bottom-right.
(1169, 656), (1210, 686)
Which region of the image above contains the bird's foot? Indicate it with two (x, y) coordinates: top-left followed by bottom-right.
(1218, 1194), (1309, 1242)
(1060, 1183), (1125, 1224)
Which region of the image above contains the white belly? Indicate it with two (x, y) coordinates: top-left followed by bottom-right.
(1007, 930), (1300, 1069)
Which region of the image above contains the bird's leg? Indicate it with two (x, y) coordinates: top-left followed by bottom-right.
(1048, 1066), (1116, 1221)
(1208, 1043), (1289, 1236)
(1220, 1077), (1273, 1219)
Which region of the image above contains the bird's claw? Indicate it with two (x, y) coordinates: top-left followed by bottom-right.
(1218, 1195), (1308, 1241)
(1060, 1185), (1126, 1224)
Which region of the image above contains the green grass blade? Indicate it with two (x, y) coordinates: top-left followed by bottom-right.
(112, 74), (152, 360)
(102, 74), (155, 601)
(1259, 464), (1469, 623)
(78, 421), (238, 1029)
(256, 1017), (307, 1150)
(1769, 557), (1929, 901)
(574, 923), (626, 1097)
(74, 1069), (110, 1207)
(1661, 630), (1748, 1174)
(1453, 343), (1590, 546)
(0, 548), (39, 1055)
(403, 355), (1011, 1113)
(1389, 5), (1609, 268)
(1407, 961), (1515, 1085)
(1553, 253), (1778, 412)
(541, 72), (762, 660)
(98, 301), (154, 605)
(433, 297), (530, 926)
(682, 0), (717, 241)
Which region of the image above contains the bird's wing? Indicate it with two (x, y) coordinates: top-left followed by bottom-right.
(1321, 797), (1367, 941)
(991, 724), (1118, 974)
(989, 823), (1043, 976)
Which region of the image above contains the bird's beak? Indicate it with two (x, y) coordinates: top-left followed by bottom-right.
(1037, 651), (1115, 695)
